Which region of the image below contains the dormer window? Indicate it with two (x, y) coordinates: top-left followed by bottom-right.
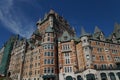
(118, 29), (120, 33)
(83, 39), (86, 43)
(64, 36), (68, 40)
(86, 55), (90, 60)
(48, 33), (50, 36)
(47, 37), (50, 41)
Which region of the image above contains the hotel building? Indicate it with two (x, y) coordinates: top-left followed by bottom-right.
(0, 9), (120, 80)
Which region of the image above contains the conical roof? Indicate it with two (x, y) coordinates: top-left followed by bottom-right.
(49, 9), (55, 14)
(80, 27), (90, 37)
(94, 26), (101, 33)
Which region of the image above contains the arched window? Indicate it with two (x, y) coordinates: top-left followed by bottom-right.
(86, 74), (95, 80)
(77, 75), (83, 80)
(109, 72), (116, 80)
(94, 64), (97, 69)
(117, 72), (120, 79)
(109, 64), (113, 69)
(66, 76), (73, 80)
(100, 73), (107, 80)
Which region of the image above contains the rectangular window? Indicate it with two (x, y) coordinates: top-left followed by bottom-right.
(64, 53), (70, 64)
(92, 55), (96, 61)
(99, 56), (104, 61)
(44, 67), (54, 73)
(62, 44), (70, 51)
(44, 59), (47, 64)
(44, 68), (46, 73)
(47, 37), (50, 41)
(51, 59), (54, 64)
(51, 45), (54, 49)
(48, 52), (50, 56)
(86, 55), (90, 60)
(44, 45), (47, 49)
(48, 44), (50, 49)
(64, 66), (72, 73)
(51, 52), (54, 56)
(107, 56), (111, 60)
(48, 33), (50, 36)
(97, 48), (103, 52)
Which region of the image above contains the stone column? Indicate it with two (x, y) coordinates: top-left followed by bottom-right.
(106, 72), (111, 80)
(114, 72), (119, 80)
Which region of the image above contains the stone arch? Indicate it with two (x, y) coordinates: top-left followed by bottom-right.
(117, 72), (120, 79)
(100, 73), (107, 80)
(86, 74), (95, 80)
(66, 76), (73, 80)
(77, 75), (83, 80)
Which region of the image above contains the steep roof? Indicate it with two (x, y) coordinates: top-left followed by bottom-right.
(49, 9), (55, 14)
(58, 31), (80, 42)
(80, 27), (90, 37)
(94, 26), (101, 33)
(59, 31), (71, 41)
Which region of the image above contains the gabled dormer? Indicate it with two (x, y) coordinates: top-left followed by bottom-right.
(42, 26), (55, 43)
(113, 23), (120, 40)
(93, 26), (105, 41)
(58, 31), (72, 42)
(108, 23), (120, 43)
(80, 27), (90, 37)
(80, 27), (90, 47)
(112, 34), (117, 43)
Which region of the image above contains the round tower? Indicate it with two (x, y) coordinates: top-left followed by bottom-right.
(80, 27), (92, 69)
(41, 26), (58, 80)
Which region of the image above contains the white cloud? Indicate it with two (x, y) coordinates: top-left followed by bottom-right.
(0, 0), (35, 38)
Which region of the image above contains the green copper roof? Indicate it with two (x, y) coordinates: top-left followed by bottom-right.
(80, 27), (90, 37)
(58, 31), (79, 42)
(94, 26), (101, 33)
(59, 31), (71, 42)
(27, 39), (36, 48)
(92, 32), (101, 39)
(0, 36), (16, 76)
(45, 26), (54, 33)
(33, 29), (40, 35)
(73, 35), (80, 42)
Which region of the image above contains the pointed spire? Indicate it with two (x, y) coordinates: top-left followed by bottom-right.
(36, 18), (42, 25)
(114, 22), (120, 33)
(44, 13), (48, 19)
(49, 9), (55, 14)
(94, 26), (101, 33)
(80, 27), (89, 37)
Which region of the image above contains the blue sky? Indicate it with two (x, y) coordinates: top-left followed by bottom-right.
(0, 0), (120, 48)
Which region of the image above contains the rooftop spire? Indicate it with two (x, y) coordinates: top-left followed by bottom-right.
(49, 9), (55, 14)
(114, 22), (120, 33)
(94, 26), (101, 33)
(45, 26), (54, 33)
(80, 27), (89, 37)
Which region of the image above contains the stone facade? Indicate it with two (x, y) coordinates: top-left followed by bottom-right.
(0, 9), (120, 80)
(8, 37), (27, 80)
(0, 47), (4, 64)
